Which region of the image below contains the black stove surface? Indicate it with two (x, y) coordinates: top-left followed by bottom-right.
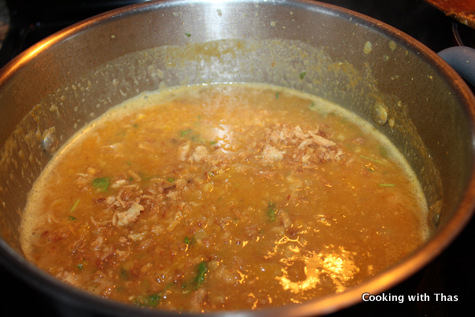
(0, 0), (474, 316)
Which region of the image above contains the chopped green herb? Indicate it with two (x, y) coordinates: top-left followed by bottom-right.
(267, 202), (276, 221)
(70, 199), (80, 213)
(92, 177), (110, 192)
(360, 155), (385, 165)
(209, 140), (217, 145)
(147, 294), (160, 306)
(276, 92), (280, 99)
(133, 123), (139, 128)
(179, 128), (193, 137)
(309, 102), (317, 111)
(140, 174), (153, 182)
(178, 128), (208, 144)
(167, 177), (175, 182)
(173, 262), (207, 293)
(120, 268), (129, 280)
(185, 33), (192, 37)
(299, 71), (307, 79)
(134, 294), (161, 307)
(191, 134), (205, 142)
(69, 216), (77, 221)
(116, 129), (127, 137)
(77, 263), (83, 270)
(184, 236), (191, 244)
(193, 261), (208, 289)
(379, 183), (395, 187)
(379, 145), (389, 158)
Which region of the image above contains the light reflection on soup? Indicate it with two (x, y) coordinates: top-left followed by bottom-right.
(20, 84), (428, 311)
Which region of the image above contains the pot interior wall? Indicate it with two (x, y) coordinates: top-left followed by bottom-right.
(0, 0), (473, 309)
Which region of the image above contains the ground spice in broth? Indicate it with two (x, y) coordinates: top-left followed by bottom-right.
(21, 83), (428, 311)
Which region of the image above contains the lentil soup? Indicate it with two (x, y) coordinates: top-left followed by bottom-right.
(21, 83), (428, 311)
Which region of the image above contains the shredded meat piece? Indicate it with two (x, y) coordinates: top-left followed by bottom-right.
(166, 211), (182, 231)
(76, 172), (93, 186)
(307, 130), (336, 147)
(128, 232), (146, 241)
(128, 170), (142, 182)
(264, 123), (342, 164)
(91, 236), (104, 251)
(190, 145), (209, 162)
(59, 271), (81, 287)
(190, 288), (207, 311)
(178, 141), (191, 161)
(112, 202), (144, 226)
(115, 248), (130, 260)
(261, 145), (284, 163)
(105, 196), (116, 205)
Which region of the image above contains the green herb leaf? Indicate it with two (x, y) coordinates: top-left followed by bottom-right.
(309, 102), (317, 111)
(379, 183), (395, 187)
(167, 177), (175, 182)
(360, 155), (385, 165)
(191, 134), (204, 142)
(267, 202), (276, 221)
(77, 263), (83, 270)
(379, 145), (389, 158)
(185, 33), (192, 37)
(69, 216), (77, 221)
(147, 294), (160, 306)
(120, 268), (129, 280)
(193, 261), (208, 289)
(70, 199), (80, 213)
(134, 294), (161, 307)
(299, 71), (307, 79)
(179, 128), (193, 137)
(92, 177), (110, 192)
(184, 236), (191, 244)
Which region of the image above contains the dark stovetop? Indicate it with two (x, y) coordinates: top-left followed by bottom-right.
(0, 0), (474, 316)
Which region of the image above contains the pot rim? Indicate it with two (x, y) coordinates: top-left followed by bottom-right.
(1, 0), (475, 316)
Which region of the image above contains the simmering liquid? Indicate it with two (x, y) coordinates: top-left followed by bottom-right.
(21, 84), (427, 311)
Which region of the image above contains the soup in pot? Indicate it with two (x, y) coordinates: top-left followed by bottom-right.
(20, 83), (428, 311)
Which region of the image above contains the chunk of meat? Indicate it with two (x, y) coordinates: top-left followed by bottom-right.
(190, 145), (209, 162)
(261, 145), (284, 163)
(264, 123), (342, 164)
(178, 141), (191, 161)
(112, 202), (144, 226)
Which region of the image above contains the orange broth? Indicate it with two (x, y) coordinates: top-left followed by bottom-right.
(20, 83), (428, 311)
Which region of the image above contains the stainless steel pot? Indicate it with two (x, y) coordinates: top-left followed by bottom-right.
(1, 0), (474, 316)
